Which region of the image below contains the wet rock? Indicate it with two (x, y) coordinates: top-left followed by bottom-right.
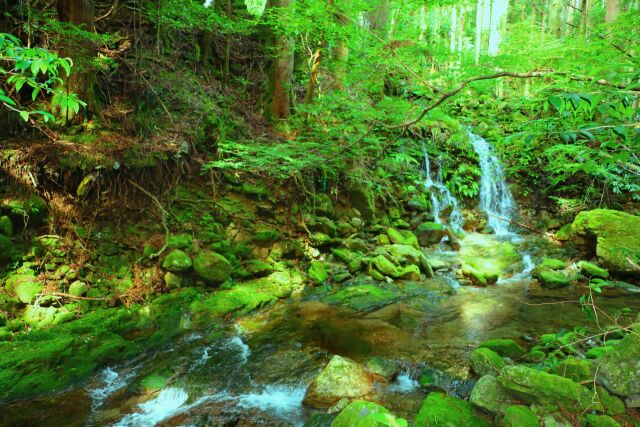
(570, 209), (640, 274)
(498, 365), (603, 412)
(303, 355), (374, 408)
(310, 232), (333, 247)
(415, 222), (446, 246)
(479, 339), (525, 359)
(347, 256), (364, 274)
(330, 400), (397, 427)
(399, 264), (420, 280)
(193, 251), (232, 285)
(470, 375), (513, 414)
(428, 258), (448, 271)
(252, 230), (282, 246)
(536, 269), (570, 288)
(386, 244), (421, 266)
(469, 347), (506, 377)
(323, 285), (396, 312)
(445, 226), (461, 250)
(162, 250), (192, 272)
(308, 216), (338, 237)
(387, 228), (419, 249)
(415, 392), (490, 427)
(596, 332), (640, 397)
(500, 405), (539, 427)
(577, 261), (609, 279)
(365, 357), (398, 382)
(625, 394), (640, 408)
(540, 258), (566, 270)
(332, 248), (357, 265)
(244, 260), (273, 278)
(343, 238), (367, 253)
(313, 194), (334, 218)
(309, 261), (329, 285)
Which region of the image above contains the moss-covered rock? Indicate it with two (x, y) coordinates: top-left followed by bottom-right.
(479, 339), (525, 359)
(313, 194), (335, 218)
(23, 305), (74, 328)
(500, 405), (538, 427)
(386, 244), (422, 266)
(164, 271), (182, 289)
(387, 228), (419, 249)
(346, 182), (375, 221)
(192, 251), (232, 285)
(68, 281), (88, 297)
(2, 195), (48, 227)
(330, 400), (399, 427)
(470, 375), (513, 415)
(570, 209), (640, 274)
(323, 285), (396, 312)
(498, 365), (603, 412)
(162, 250), (192, 272)
(309, 261), (329, 285)
(540, 258), (566, 270)
(304, 355), (374, 408)
(364, 357), (398, 382)
(414, 392), (491, 427)
(470, 347), (506, 377)
(399, 264), (420, 280)
(371, 255), (400, 278)
(415, 222), (446, 246)
(537, 269), (570, 288)
(251, 230), (282, 246)
(5, 273), (43, 304)
(582, 414), (620, 427)
(577, 261), (609, 279)
(596, 333), (640, 397)
(0, 215), (13, 237)
(552, 357), (593, 383)
(244, 260), (274, 278)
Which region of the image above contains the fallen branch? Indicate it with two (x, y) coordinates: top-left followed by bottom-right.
(486, 212), (539, 233)
(128, 179), (170, 259)
(49, 292), (109, 301)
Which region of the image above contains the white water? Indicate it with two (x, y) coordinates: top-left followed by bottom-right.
(87, 367), (134, 410)
(423, 145), (464, 231)
(114, 387), (189, 427)
(228, 335), (251, 364)
(387, 372), (420, 393)
(468, 130), (516, 236)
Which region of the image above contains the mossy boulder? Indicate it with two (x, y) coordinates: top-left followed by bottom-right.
(500, 405), (539, 427)
(0, 234), (15, 263)
(386, 244), (422, 266)
(192, 251), (232, 285)
(540, 258), (566, 270)
(415, 222), (446, 246)
(370, 255), (400, 278)
(252, 230), (282, 246)
(330, 400), (398, 427)
(470, 347), (506, 377)
(365, 357), (398, 382)
(323, 285), (396, 312)
(0, 215), (13, 237)
(577, 261), (609, 279)
(399, 264), (421, 280)
(414, 392), (491, 427)
(470, 375), (513, 415)
(570, 209), (640, 274)
(5, 273), (43, 304)
(308, 261), (329, 285)
(304, 355), (374, 408)
(536, 269), (570, 288)
(582, 414), (620, 427)
(313, 194), (334, 218)
(479, 339), (525, 359)
(164, 271), (182, 289)
(555, 224), (572, 241)
(595, 333), (640, 397)
(387, 228), (419, 249)
(462, 257), (502, 286)
(68, 281), (88, 297)
(498, 365), (603, 412)
(552, 357), (593, 383)
(23, 305), (74, 328)
(346, 182), (375, 221)
(244, 260), (273, 278)
(162, 250), (192, 272)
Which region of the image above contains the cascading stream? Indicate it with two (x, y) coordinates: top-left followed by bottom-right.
(467, 129), (516, 236)
(423, 144), (464, 232)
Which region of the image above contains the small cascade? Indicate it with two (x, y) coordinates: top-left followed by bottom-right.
(423, 145), (464, 231)
(467, 130), (516, 236)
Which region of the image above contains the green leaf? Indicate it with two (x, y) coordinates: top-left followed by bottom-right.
(549, 95), (563, 111)
(19, 111), (29, 122)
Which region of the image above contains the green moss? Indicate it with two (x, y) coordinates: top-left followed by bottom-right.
(162, 249), (193, 272)
(193, 251), (232, 285)
(5, 273), (43, 304)
(140, 368), (173, 390)
(252, 230), (282, 246)
(167, 234), (194, 250)
(582, 414), (620, 427)
(555, 224), (572, 241)
(323, 285), (396, 312)
(370, 255), (399, 278)
(537, 269), (570, 288)
(577, 261), (609, 279)
(0, 215), (13, 237)
(0, 234), (15, 263)
(308, 261), (328, 285)
(470, 347), (506, 376)
(540, 258), (566, 270)
(552, 357), (593, 383)
(595, 333), (640, 396)
(414, 392), (491, 427)
(501, 405), (539, 427)
(479, 339), (525, 359)
(330, 400), (399, 427)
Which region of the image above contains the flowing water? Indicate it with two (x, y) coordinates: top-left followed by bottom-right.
(468, 130), (517, 236)
(3, 133), (639, 426)
(423, 144), (464, 231)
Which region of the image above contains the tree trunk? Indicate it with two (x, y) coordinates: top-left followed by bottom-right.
(267, 0), (294, 120)
(605, 0), (620, 22)
(369, 0), (390, 38)
(56, 0), (96, 121)
(549, 0), (563, 37)
(475, 0), (484, 64)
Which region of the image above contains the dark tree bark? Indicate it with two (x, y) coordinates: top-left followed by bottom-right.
(266, 0), (294, 121)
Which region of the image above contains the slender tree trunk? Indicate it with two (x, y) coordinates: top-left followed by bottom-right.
(267, 0), (294, 120)
(223, 0), (232, 84)
(549, 0), (563, 37)
(475, 0), (484, 64)
(56, 0), (96, 121)
(605, 0), (620, 22)
(369, 0), (390, 38)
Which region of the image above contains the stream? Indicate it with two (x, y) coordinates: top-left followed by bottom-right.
(2, 132), (638, 427)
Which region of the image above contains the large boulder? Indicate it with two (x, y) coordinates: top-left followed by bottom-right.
(414, 392), (491, 427)
(498, 365), (603, 412)
(596, 333), (640, 397)
(536, 269), (571, 289)
(470, 375), (513, 415)
(308, 261), (329, 285)
(303, 355), (374, 407)
(387, 228), (419, 249)
(469, 347), (506, 377)
(330, 400), (399, 427)
(478, 339), (525, 359)
(570, 209), (640, 275)
(500, 405), (539, 427)
(415, 222), (446, 246)
(370, 255), (399, 278)
(192, 251), (232, 285)
(386, 244), (422, 266)
(162, 250), (192, 272)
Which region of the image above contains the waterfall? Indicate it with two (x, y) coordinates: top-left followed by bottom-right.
(423, 145), (464, 231)
(467, 130), (515, 236)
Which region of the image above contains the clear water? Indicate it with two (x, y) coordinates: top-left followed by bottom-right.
(423, 144), (464, 231)
(468, 130), (516, 236)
